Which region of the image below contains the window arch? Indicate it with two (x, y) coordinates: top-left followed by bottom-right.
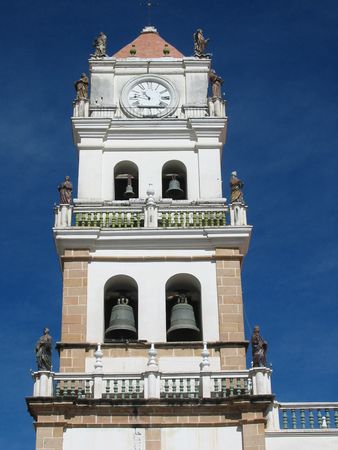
(165, 274), (202, 342)
(104, 275), (138, 342)
(162, 160), (187, 200)
(114, 161), (139, 200)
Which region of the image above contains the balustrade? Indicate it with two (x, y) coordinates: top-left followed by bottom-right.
(160, 375), (200, 399)
(279, 403), (338, 430)
(211, 374), (250, 398)
(33, 370), (252, 401)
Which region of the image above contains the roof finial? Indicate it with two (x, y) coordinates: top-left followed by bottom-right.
(140, 1), (159, 26)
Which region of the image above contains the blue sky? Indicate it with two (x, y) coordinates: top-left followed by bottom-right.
(0, 1), (337, 448)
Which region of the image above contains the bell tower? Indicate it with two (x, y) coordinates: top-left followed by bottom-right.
(28, 26), (274, 450)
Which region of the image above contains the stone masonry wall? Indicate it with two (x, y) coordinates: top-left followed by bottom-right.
(215, 248), (246, 370)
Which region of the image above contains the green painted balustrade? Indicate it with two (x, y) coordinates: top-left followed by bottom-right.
(280, 404), (338, 429)
(211, 376), (250, 398)
(158, 210), (226, 228)
(73, 209), (226, 229)
(75, 211), (144, 228)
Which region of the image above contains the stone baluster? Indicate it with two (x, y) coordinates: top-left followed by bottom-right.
(199, 341), (211, 398)
(144, 343), (160, 399)
(93, 343), (104, 399)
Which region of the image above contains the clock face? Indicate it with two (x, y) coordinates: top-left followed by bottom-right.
(121, 76), (177, 118)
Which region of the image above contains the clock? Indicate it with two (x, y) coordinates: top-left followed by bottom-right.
(120, 76), (178, 118)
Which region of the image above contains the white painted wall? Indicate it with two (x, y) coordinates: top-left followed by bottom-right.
(161, 427), (242, 450)
(86, 257), (220, 343)
(266, 433), (338, 450)
(63, 427), (242, 450)
(63, 428), (144, 450)
(85, 356), (221, 373)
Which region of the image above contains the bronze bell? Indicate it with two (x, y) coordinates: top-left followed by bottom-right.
(167, 295), (200, 341)
(105, 297), (137, 340)
(124, 175), (135, 199)
(165, 175), (184, 199)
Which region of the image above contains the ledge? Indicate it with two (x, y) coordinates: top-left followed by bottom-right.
(55, 340), (250, 351)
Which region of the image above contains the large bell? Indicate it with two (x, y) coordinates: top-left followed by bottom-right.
(167, 295), (200, 341)
(165, 175), (184, 199)
(124, 175), (135, 199)
(105, 297), (137, 340)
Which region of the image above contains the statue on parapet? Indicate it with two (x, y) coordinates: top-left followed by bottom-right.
(209, 69), (223, 98)
(193, 29), (210, 58)
(58, 176), (73, 205)
(251, 326), (268, 367)
(75, 73), (89, 100)
(230, 171), (244, 203)
(93, 32), (107, 57)
(35, 328), (52, 371)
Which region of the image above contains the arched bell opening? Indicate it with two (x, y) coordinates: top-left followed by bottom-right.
(114, 161), (139, 200)
(162, 160), (187, 200)
(166, 274), (202, 342)
(104, 275), (138, 342)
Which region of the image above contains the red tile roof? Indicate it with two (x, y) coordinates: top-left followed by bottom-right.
(113, 26), (184, 59)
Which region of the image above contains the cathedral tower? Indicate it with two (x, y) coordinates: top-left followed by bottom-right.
(28, 26), (274, 450)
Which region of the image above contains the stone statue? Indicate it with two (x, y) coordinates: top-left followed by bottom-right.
(35, 328), (52, 371)
(74, 73), (89, 100)
(93, 32), (107, 57)
(251, 326), (268, 367)
(230, 171), (244, 203)
(209, 69), (223, 98)
(58, 176), (73, 205)
(193, 29), (210, 58)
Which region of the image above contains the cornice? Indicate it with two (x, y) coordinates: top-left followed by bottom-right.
(53, 226), (252, 256)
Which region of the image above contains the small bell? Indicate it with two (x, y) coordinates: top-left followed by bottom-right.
(124, 175), (135, 199)
(105, 297), (137, 340)
(165, 174), (184, 199)
(167, 295), (200, 341)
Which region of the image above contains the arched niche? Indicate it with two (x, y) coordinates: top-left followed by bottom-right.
(104, 275), (138, 342)
(166, 273), (202, 342)
(162, 160), (187, 200)
(114, 161), (139, 200)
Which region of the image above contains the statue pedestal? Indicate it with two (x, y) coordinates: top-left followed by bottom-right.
(32, 371), (54, 396)
(249, 367), (272, 395)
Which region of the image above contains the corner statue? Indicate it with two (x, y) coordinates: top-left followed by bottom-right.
(93, 32), (107, 57)
(35, 328), (52, 371)
(251, 326), (268, 367)
(230, 171), (244, 203)
(75, 73), (89, 100)
(58, 176), (73, 204)
(209, 69), (223, 98)
(193, 29), (210, 58)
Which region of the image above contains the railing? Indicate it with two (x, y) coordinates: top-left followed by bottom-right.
(75, 210), (144, 228)
(32, 369), (254, 400)
(211, 373), (250, 398)
(160, 375), (200, 399)
(103, 376), (144, 399)
(54, 375), (93, 398)
(55, 203), (245, 229)
(73, 99), (226, 119)
(279, 403), (338, 430)
(158, 210), (226, 228)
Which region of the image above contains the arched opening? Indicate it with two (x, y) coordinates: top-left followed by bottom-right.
(114, 161), (139, 200)
(162, 160), (187, 200)
(104, 275), (138, 342)
(166, 274), (202, 342)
